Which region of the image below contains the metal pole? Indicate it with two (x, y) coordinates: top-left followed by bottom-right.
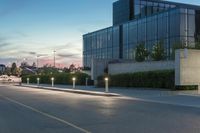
(37, 78), (40, 86)
(27, 78), (29, 85)
(53, 50), (56, 68)
(105, 78), (109, 93)
(72, 77), (76, 89)
(86, 78), (88, 86)
(51, 78), (54, 87)
(73, 81), (75, 89)
(37, 55), (39, 68)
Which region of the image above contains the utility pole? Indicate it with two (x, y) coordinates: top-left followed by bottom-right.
(36, 55), (39, 68)
(53, 50), (56, 68)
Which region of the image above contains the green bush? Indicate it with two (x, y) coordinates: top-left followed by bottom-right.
(175, 85), (198, 90)
(98, 70), (175, 89)
(22, 72), (93, 86)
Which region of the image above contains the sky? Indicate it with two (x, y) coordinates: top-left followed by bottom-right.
(0, 0), (199, 68)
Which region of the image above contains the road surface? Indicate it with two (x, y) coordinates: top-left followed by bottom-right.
(0, 85), (200, 133)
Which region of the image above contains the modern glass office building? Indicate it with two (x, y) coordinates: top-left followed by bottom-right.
(83, 0), (200, 68)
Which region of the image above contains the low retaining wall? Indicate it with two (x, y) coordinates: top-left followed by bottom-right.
(109, 61), (175, 75)
(175, 49), (200, 86)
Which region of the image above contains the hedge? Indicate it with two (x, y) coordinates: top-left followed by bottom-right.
(98, 70), (175, 89)
(98, 70), (198, 90)
(22, 73), (93, 85)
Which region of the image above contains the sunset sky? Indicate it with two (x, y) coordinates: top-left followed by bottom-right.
(0, 0), (199, 68)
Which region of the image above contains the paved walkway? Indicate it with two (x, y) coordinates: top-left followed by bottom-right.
(22, 83), (175, 97)
(20, 83), (200, 109)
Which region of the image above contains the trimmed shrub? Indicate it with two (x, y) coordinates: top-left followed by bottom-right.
(98, 70), (175, 89)
(22, 72), (93, 86)
(175, 85), (198, 90)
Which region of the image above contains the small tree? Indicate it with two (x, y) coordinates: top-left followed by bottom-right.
(69, 64), (76, 72)
(195, 35), (200, 49)
(4, 67), (11, 76)
(11, 62), (18, 76)
(135, 43), (149, 62)
(32, 62), (36, 67)
(151, 41), (165, 61)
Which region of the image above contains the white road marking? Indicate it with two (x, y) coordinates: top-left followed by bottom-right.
(116, 96), (200, 109)
(0, 95), (91, 133)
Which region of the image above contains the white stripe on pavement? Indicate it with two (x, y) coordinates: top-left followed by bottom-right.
(0, 95), (91, 133)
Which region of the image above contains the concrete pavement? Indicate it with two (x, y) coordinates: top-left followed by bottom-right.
(0, 85), (200, 133)
(21, 83), (200, 108)
(21, 84), (120, 97)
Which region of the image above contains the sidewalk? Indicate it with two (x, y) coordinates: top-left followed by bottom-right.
(21, 84), (120, 97)
(22, 83), (177, 98)
(20, 83), (200, 108)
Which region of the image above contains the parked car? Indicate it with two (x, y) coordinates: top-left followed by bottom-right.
(0, 75), (21, 84)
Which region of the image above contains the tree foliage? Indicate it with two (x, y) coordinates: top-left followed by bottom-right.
(11, 63), (17, 75)
(195, 35), (200, 49)
(135, 43), (149, 62)
(151, 41), (165, 61)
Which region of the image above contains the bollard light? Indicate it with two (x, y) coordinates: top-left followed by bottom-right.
(51, 77), (54, 87)
(72, 77), (76, 89)
(37, 77), (40, 86)
(105, 77), (109, 93)
(27, 78), (29, 85)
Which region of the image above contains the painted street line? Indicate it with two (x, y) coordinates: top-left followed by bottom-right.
(0, 94), (91, 133)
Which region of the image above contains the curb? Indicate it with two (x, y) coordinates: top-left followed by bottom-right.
(17, 85), (120, 97)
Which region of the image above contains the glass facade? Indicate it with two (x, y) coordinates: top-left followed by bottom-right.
(133, 0), (176, 19)
(123, 8), (198, 60)
(113, 0), (132, 25)
(83, 26), (120, 67)
(83, 0), (200, 68)
(113, 0), (176, 25)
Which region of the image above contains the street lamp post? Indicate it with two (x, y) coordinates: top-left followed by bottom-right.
(85, 78), (88, 86)
(36, 55), (39, 68)
(53, 50), (56, 68)
(72, 77), (76, 89)
(51, 77), (54, 87)
(105, 77), (109, 93)
(37, 78), (40, 87)
(27, 78), (29, 85)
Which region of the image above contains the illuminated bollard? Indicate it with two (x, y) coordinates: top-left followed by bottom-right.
(105, 77), (109, 93)
(51, 77), (54, 87)
(37, 78), (40, 86)
(72, 77), (76, 89)
(27, 78), (29, 85)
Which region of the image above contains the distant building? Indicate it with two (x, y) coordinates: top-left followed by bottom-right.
(0, 64), (6, 74)
(83, 0), (200, 68)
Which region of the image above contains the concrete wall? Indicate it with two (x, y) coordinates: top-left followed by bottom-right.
(108, 61), (175, 75)
(90, 49), (200, 87)
(175, 49), (200, 86)
(91, 59), (114, 80)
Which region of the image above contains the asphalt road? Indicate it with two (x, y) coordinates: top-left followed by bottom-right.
(0, 85), (200, 133)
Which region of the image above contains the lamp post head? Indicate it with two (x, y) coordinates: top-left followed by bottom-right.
(72, 77), (76, 81)
(105, 77), (109, 81)
(37, 77), (40, 81)
(51, 77), (54, 81)
(27, 78), (29, 80)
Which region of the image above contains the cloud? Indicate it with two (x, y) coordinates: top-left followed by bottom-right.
(0, 57), (19, 65)
(18, 51), (49, 57)
(14, 31), (29, 38)
(0, 42), (12, 48)
(28, 52), (37, 55)
(0, 36), (16, 49)
(37, 54), (49, 57)
(57, 53), (81, 58)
